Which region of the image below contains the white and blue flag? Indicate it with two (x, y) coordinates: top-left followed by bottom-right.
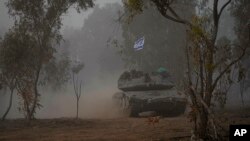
(134, 36), (145, 51)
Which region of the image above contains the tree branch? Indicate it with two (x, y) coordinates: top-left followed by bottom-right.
(168, 6), (181, 19)
(218, 0), (232, 19)
(212, 0), (219, 43)
(79, 80), (82, 99)
(73, 73), (78, 97)
(212, 46), (247, 92)
(151, 0), (192, 27)
(213, 0), (219, 26)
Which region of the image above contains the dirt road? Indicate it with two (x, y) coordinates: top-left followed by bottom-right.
(1, 109), (250, 141)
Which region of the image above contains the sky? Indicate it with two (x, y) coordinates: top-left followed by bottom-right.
(0, 0), (122, 34)
(0, 0), (13, 35)
(61, 0), (122, 30)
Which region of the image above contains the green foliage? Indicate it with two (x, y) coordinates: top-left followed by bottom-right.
(122, 0), (144, 23)
(0, 24), (36, 83)
(126, 0), (143, 12)
(0, 0), (93, 119)
(72, 62), (84, 74)
(42, 54), (71, 89)
(4, 0), (93, 81)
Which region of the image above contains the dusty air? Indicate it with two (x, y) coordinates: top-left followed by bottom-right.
(0, 0), (250, 141)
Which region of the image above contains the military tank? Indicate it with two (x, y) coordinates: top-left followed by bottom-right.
(113, 69), (187, 117)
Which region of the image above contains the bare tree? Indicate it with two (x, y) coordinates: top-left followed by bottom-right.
(71, 62), (84, 119)
(72, 73), (83, 119)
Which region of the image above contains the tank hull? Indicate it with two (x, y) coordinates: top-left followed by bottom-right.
(113, 90), (187, 117)
(114, 70), (187, 117)
(129, 97), (186, 117)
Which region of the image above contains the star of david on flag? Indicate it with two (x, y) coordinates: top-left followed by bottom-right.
(134, 36), (145, 51)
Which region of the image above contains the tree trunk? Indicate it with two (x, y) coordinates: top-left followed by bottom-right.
(30, 66), (41, 120)
(196, 107), (209, 139)
(2, 88), (14, 121)
(30, 83), (38, 119)
(240, 79), (245, 107)
(76, 98), (79, 119)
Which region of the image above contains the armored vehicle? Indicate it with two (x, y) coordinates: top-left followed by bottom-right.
(113, 69), (186, 117)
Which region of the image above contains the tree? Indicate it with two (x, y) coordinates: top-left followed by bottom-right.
(0, 55), (16, 121)
(1, 80), (15, 121)
(0, 26), (34, 120)
(1, 0), (93, 120)
(72, 61), (84, 119)
(123, 0), (250, 139)
(42, 48), (72, 90)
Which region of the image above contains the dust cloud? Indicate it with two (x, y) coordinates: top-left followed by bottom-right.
(37, 83), (125, 119)
(37, 3), (125, 119)
(0, 3), (125, 119)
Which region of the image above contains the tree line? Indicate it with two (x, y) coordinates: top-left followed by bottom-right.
(0, 0), (249, 140)
(0, 0), (93, 121)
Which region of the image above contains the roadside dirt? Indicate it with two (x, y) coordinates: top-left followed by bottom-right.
(1, 108), (250, 141)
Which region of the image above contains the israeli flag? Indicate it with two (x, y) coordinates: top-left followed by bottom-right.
(134, 36), (145, 51)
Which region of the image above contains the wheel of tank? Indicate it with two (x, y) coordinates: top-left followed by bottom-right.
(172, 101), (187, 116)
(113, 92), (130, 110)
(158, 101), (187, 117)
(129, 105), (141, 117)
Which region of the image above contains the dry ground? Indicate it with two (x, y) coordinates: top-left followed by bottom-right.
(1, 108), (250, 141)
